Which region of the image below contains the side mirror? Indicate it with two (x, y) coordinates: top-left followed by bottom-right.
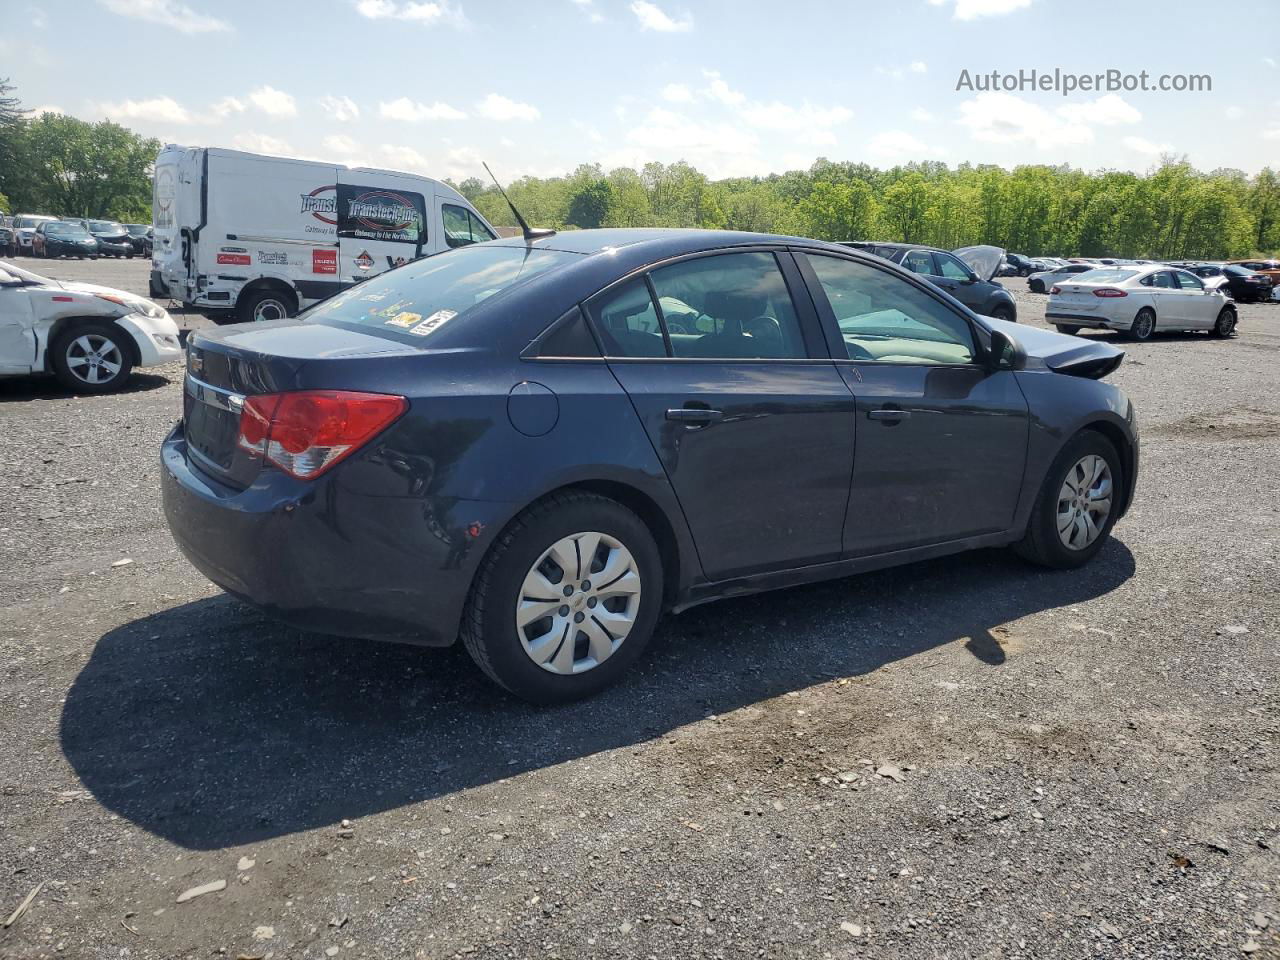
(986, 328), (1025, 371)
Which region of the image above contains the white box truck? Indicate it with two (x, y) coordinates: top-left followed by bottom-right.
(151, 145), (497, 323)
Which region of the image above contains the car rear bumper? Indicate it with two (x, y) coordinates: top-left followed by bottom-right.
(160, 424), (513, 646)
(1046, 311), (1130, 330)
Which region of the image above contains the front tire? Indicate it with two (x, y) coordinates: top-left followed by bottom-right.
(1014, 430), (1123, 569)
(461, 491), (663, 704)
(1054, 324), (1081, 335)
(1128, 308), (1156, 341)
(50, 323), (135, 394)
(1212, 307), (1237, 338)
(989, 305), (1015, 324)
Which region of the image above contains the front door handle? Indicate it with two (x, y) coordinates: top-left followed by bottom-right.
(868, 408), (910, 422)
(666, 407), (724, 424)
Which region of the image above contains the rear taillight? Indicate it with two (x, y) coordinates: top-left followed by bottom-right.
(1093, 287), (1128, 298)
(1050, 285), (1061, 295)
(236, 390), (407, 479)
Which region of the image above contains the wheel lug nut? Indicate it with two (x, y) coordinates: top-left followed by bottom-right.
(558, 605), (570, 617)
(563, 585), (574, 597)
(580, 580), (591, 591)
(573, 612), (585, 624)
(587, 597), (597, 608)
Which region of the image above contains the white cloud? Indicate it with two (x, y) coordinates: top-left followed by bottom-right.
(602, 106), (763, 179)
(1122, 136), (1174, 156)
(476, 93), (540, 122)
(209, 96), (245, 119)
(231, 133), (293, 156)
(319, 95), (360, 122)
(867, 130), (946, 162)
(928, 0), (1033, 19)
(1262, 127), (1280, 142)
(662, 83), (694, 103)
(323, 134), (361, 154)
(910, 107), (936, 123)
(877, 61), (929, 80)
(248, 85), (296, 117)
(1263, 57), (1276, 68)
(29, 105), (65, 117)
(96, 96), (195, 125)
(98, 0), (230, 33)
(354, 0), (465, 25)
(569, 0), (604, 22)
(909, 61), (927, 74)
(379, 97), (466, 122)
(702, 70), (744, 106)
(630, 0), (692, 32)
(1226, 105), (1243, 120)
(1057, 93), (1140, 126)
(958, 92), (1140, 149)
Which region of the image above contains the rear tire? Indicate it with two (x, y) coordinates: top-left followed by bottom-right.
(1014, 430), (1123, 570)
(1211, 306), (1237, 338)
(1054, 324), (1081, 335)
(237, 287), (295, 324)
(1128, 308), (1156, 341)
(461, 491), (663, 704)
(50, 322), (135, 394)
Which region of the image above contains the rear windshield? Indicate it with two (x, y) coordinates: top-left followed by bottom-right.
(306, 246), (579, 341)
(1072, 268), (1139, 284)
(1223, 265), (1255, 277)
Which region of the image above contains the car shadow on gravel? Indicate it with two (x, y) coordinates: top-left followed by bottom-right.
(61, 540), (1134, 850)
(0, 371), (172, 403)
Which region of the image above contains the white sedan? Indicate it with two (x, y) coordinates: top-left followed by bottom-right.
(1027, 262), (1101, 293)
(1046, 265), (1238, 341)
(0, 260), (183, 393)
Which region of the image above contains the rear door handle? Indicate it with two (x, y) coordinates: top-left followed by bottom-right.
(868, 408), (910, 422)
(666, 407), (724, 424)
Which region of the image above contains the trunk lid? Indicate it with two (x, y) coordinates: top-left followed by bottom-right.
(182, 320), (419, 487)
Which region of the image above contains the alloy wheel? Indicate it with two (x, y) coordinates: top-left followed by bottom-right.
(1133, 312), (1154, 340)
(1056, 455), (1113, 551)
(253, 297), (289, 322)
(65, 334), (123, 386)
(515, 531), (642, 675)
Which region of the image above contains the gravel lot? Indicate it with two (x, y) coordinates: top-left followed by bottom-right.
(1, 257), (1277, 960)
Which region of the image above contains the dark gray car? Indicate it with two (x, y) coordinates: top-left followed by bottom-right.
(162, 229), (1136, 703)
(840, 242), (1018, 323)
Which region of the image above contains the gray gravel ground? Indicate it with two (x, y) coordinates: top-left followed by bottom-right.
(0, 257), (1277, 960)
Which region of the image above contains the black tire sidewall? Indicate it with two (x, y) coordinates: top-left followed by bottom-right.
(1213, 308), (1236, 337)
(50, 322), (135, 394)
(238, 288), (295, 324)
(1055, 325), (1080, 335)
(1028, 431), (1123, 569)
(472, 498), (663, 704)
(1130, 308), (1155, 341)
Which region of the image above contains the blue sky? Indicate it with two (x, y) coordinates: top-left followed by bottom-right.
(6, 0), (1278, 181)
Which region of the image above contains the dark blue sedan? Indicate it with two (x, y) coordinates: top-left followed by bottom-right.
(162, 229), (1138, 703)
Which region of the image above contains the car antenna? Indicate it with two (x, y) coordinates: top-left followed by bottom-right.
(483, 162), (556, 242)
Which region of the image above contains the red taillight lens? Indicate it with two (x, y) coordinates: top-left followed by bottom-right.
(236, 390), (407, 479)
(1050, 285), (1061, 295)
(1093, 287), (1128, 298)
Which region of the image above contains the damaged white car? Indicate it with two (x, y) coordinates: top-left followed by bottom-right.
(0, 261), (183, 393)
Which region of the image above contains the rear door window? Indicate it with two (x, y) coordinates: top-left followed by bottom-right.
(901, 249), (935, 275)
(337, 184), (427, 245)
(934, 253), (972, 281)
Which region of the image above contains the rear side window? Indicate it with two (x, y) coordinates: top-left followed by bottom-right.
(337, 184), (426, 245)
(1174, 271), (1203, 290)
(305, 246), (578, 340)
(901, 250), (934, 275)
(442, 203), (496, 248)
(589, 252), (808, 360)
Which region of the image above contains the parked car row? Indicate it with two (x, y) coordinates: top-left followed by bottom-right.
(0, 213), (152, 260)
(839, 241), (1018, 323)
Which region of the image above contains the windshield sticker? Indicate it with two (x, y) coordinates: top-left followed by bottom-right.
(408, 309), (456, 337)
(385, 311), (422, 328)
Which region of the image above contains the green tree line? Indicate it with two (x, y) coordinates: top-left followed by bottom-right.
(456, 158), (1280, 260)
(0, 79), (159, 223)
(3, 77), (1276, 257)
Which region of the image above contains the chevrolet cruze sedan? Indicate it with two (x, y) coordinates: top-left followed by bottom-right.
(162, 229), (1139, 703)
